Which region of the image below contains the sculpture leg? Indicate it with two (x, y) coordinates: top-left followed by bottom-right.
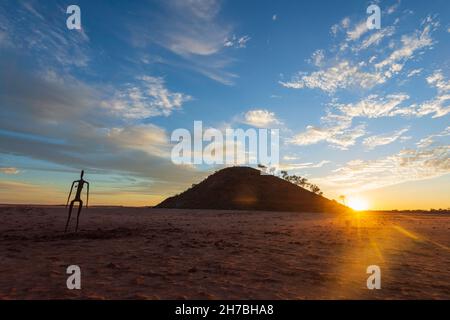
(75, 200), (83, 232)
(65, 201), (75, 233)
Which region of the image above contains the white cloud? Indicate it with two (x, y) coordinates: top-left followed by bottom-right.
(355, 27), (395, 51)
(426, 71), (450, 92)
(0, 64), (201, 187)
(317, 145), (450, 192)
(127, 0), (240, 85)
(331, 24), (339, 36)
(346, 21), (369, 41)
(272, 14), (277, 21)
(290, 114), (365, 150)
(335, 76), (448, 120)
(283, 155), (300, 161)
(1, 3), (90, 68)
(375, 18), (437, 73)
(417, 71), (450, 118)
(415, 94), (450, 118)
(362, 128), (409, 150)
(224, 35), (251, 48)
(279, 160), (330, 171)
(336, 94), (410, 118)
(104, 76), (192, 119)
(238, 36), (251, 48)
(106, 124), (169, 156)
(341, 17), (350, 29)
(331, 17), (350, 36)
(386, 1), (400, 15)
(152, 0), (226, 56)
(284, 16), (438, 94)
(21, 1), (45, 20)
(407, 68), (423, 77)
(289, 92), (419, 150)
(393, 71), (450, 118)
(280, 61), (385, 93)
(310, 49), (325, 67)
(288, 68), (448, 149)
(0, 167), (20, 175)
(242, 109), (281, 128)
(416, 127), (450, 148)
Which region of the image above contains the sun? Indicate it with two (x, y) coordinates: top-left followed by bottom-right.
(347, 197), (370, 211)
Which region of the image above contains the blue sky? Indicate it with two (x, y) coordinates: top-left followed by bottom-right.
(0, 0), (449, 209)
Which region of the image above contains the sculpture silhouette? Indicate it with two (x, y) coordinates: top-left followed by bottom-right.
(65, 170), (89, 232)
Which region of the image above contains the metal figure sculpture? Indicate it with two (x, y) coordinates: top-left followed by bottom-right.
(65, 170), (89, 232)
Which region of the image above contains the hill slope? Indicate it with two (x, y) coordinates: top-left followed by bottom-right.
(156, 167), (349, 213)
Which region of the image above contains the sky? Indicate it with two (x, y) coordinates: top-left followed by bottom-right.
(0, 0), (449, 209)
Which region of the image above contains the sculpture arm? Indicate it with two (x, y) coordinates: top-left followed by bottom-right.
(66, 181), (75, 207)
(86, 181), (90, 208)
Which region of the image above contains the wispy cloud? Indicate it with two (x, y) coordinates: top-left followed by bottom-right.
(336, 94), (410, 118)
(355, 27), (395, 51)
(1, 2), (90, 69)
(416, 127), (450, 148)
(386, 1), (401, 15)
(317, 145), (450, 193)
(0, 62), (201, 191)
(407, 68), (423, 77)
(309, 49), (325, 67)
(127, 0), (243, 85)
(282, 15), (439, 93)
(426, 70), (450, 92)
(0, 167), (20, 175)
(280, 60), (384, 93)
(363, 128), (409, 150)
(147, 0), (226, 57)
(279, 160), (330, 171)
(103, 76), (192, 120)
(330, 17), (350, 37)
(346, 21), (369, 41)
(224, 35), (251, 48)
(289, 114), (366, 150)
(392, 71), (450, 118)
(283, 10), (445, 152)
(374, 17), (437, 75)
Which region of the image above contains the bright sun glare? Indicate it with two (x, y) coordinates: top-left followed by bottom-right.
(347, 197), (370, 211)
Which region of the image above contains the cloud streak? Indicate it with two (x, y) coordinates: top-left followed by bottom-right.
(362, 128), (409, 150)
(317, 145), (450, 193)
(127, 0), (243, 85)
(0, 62), (202, 195)
(0, 167), (19, 175)
(103, 76), (192, 120)
(289, 114), (366, 150)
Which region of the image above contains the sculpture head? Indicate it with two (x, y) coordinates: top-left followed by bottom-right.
(80, 170), (84, 179)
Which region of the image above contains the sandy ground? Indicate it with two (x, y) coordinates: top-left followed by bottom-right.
(0, 206), (449, 299)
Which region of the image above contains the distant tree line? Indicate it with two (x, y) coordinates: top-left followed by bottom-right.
(279, 170), (323, 196)
(257, 165), (324, 196)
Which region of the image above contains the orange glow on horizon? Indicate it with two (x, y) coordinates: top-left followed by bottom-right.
(347, 196), (370, 211)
